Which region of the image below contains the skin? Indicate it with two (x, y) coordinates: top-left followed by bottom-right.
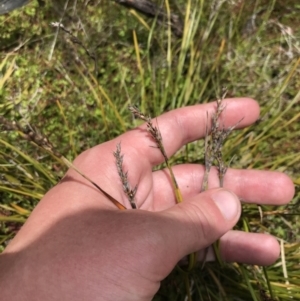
(0, 98), (295, 301)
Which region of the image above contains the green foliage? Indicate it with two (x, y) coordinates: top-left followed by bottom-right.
(0, 0), (299, 299)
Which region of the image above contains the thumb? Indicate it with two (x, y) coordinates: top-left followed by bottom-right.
(161, 188), (241, 260)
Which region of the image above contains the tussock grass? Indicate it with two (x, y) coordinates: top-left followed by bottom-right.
(0, 0), (299, 300)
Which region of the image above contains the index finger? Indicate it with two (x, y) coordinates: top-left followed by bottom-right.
(119, 98), (260, 167)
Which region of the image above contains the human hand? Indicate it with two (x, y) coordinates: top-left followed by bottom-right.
(0, 98), (294, 301)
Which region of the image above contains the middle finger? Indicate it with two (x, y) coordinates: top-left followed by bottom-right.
(148, 164), (294, 211)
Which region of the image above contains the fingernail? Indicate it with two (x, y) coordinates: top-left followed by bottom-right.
(212, 190), (240, 221)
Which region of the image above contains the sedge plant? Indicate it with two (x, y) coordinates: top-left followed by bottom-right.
(0, 0), (299, 300)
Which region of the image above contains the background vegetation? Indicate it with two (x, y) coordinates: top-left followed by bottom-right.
(0, 0), (299, 300)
